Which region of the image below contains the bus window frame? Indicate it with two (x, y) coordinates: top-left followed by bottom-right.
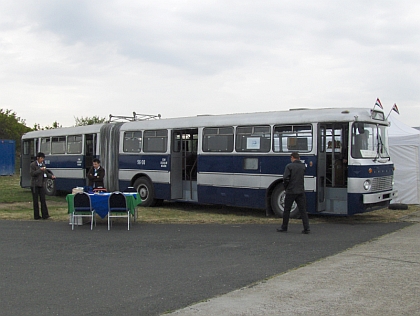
(273, 124), (313, 153)
(123, 131), (143, 153)
(143, 129), (168, 153)
(202, 126), (234, 153)
(351, 122), (390, 159)
(51, 136), (66, 154)
(40, 137), (51, 155)
(67, 135), (83, 154)
(235, 125), (271, 153)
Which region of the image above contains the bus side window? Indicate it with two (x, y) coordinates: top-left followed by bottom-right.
(203, 127), (234, 152)
(235, 126), (270, 152)
(144, 130), (168, 153)
(273, 124), (312, 152)
(67, 135), (82, 154)
(40, 137), (51, 155)
(123, 131), (142, 152)
(51, 136), (66, 154)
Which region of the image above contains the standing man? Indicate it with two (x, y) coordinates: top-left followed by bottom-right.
(87, 158), (105, 188)
(30, 152), (56, 220)
(277, 152), (310, 234)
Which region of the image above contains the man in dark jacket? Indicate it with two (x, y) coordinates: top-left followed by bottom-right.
(277, 152), (310, 234)
(87, 158), (105, 188)
(30, 152), (56, 220)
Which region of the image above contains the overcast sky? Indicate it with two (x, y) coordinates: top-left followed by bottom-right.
(1, 0), (419, 128)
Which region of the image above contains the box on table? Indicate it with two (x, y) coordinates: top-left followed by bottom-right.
(72, 187), (84, 194)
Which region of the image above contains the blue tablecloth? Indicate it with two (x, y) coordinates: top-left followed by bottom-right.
(66, 193), (141, 218)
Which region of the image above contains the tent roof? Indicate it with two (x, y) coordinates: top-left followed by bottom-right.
(388, 115), (420, 145)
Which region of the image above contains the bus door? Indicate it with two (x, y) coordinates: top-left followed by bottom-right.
(84, 134), (96, 181)
(317, 125), (327, 212)
(171, 129), (198, 201)
(319, 123), (349, 214)
(21, 138), (38, 188)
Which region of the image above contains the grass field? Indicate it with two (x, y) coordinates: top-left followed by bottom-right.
(0, 172), (418, 224)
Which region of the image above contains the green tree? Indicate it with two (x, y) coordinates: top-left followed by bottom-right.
(74, 116), (107, 126)
(45, 121), (62, 129)
(0, 109), (31, 151)
(32, 121), (63, 130)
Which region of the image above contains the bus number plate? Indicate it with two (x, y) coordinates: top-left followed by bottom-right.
(136, 159), (146, 166)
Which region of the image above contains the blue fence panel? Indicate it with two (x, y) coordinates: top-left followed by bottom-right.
(0, 140), (16, 175)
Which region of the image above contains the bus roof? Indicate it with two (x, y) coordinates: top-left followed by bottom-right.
(120, 107), (387, 131)
(22, 124), (104, 139)
(21, 108), (387, 139)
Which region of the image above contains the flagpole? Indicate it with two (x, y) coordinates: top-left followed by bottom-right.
(373, 98), (383, 111)
(386, 103), (399, 119)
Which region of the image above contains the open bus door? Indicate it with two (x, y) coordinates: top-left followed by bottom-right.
(84, 133), (96, 182)
(20, 139), (37, 188)
(171, 130), (183, 199)
(171, 129), (198, 201)
(318, 123), (349, 214)
(317, 125), (327, 212)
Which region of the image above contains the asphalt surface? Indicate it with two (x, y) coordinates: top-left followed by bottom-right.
(0, 219), (412, 316)
(168, 214), (420, 316)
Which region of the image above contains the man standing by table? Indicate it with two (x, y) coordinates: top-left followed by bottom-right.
(87, 158), (105, 189)
(30, 152), (56, 220)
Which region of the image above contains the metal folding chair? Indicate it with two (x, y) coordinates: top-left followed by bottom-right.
(108, 192), (130, 230)
(72, 192), (95, 230)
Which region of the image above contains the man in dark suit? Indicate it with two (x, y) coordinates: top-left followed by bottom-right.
(30, 152), (56, 220)
(277, 152), (310, 234)
(87, 158), (105, 188)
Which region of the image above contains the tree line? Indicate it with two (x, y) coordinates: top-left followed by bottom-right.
(0, 108), (107, 152)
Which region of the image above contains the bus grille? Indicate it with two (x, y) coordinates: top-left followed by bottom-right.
(371, 176), (393, 192)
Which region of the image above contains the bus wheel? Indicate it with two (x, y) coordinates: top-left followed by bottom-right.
(44, 179), (56, 196)
(134, 178), (156, 207)
(271, 184), (299, 218)
(389, 203), (408, 210)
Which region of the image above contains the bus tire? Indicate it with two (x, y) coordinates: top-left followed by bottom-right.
(388, 203), (408, 210)
(271, 184), (300, 218)
(44, 179), (56, 196)
(134, 178), (157, 207)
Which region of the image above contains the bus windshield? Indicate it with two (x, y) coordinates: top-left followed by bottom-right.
(351, 122), (390, 159)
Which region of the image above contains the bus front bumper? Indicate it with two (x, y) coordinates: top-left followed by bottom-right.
(363, 190), (398, 204)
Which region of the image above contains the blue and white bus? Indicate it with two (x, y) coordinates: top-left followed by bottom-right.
(21, 107), (398, 217)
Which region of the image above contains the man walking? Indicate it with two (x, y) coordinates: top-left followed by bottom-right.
(277, 152), (310, 234)
(30, 152), (56, 220)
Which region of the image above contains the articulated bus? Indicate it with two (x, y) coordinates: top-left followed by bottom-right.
(21, 108), (398, 217)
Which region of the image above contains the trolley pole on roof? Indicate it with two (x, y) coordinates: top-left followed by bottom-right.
(108, 112), (161, 123)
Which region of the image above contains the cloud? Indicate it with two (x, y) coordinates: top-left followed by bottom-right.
(0, 0), (419, 127)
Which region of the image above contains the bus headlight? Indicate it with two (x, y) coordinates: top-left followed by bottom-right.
(363, 180), (371, 191)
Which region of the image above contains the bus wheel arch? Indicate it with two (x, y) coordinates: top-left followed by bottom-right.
(270, 183), (300, 218)
(44, 179), (56, 196)
(133, 176), (157, 207)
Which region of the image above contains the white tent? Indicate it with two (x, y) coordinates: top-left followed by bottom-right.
(388, 115), (420, 205)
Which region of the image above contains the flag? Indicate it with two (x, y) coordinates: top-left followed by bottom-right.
(392, 103), (400, 114)
(374, 98), (383, 109)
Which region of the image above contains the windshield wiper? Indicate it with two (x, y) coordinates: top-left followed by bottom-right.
(374, 133), (390, 162)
